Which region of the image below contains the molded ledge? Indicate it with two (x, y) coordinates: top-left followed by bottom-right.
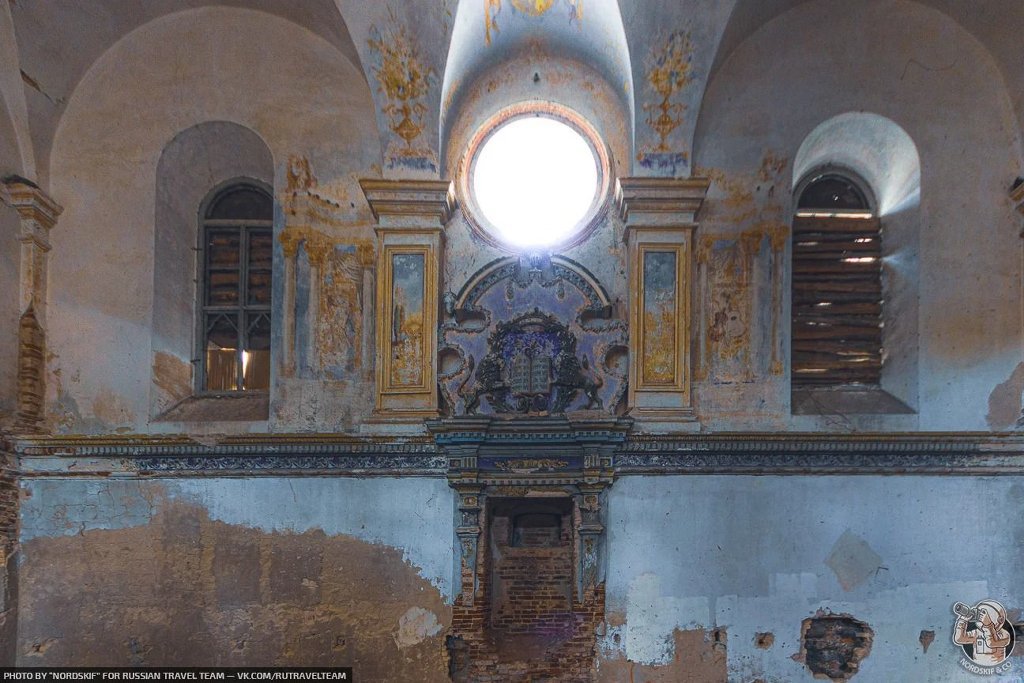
(792, 386), (915, 416)
(154, 393), (269, 423)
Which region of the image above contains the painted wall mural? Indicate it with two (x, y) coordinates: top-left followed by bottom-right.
(696, 225), (786, 384)
(279, 156), (375, 382)
(641, 251), (678, 385)
(637, 31), (694, 177)
(390, 253), (427, 387)
(367, 12), (438, 173)
(439, 256), (626, 416)
(484, 0), (584, 45)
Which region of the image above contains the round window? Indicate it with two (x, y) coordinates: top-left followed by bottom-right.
(461, 104), (609, 251)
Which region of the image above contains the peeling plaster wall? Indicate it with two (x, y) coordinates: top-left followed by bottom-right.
(602, 475), (1024, 682)
(17, 477), (455, 669)
(0, 95), (22, 427)
(693, 0), (1023, 430)
(44, 7), (380, 435)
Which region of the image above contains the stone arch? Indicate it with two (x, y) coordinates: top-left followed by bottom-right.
(793, 112), (920, 217)
(45, 6), (379, 432)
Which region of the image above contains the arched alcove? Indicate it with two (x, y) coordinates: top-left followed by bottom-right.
(45, 6), (379, 432)
(793, 112), (920, 216)
(151, 121), (274, 419)
(440, 0), (634, 172)
(790, 112), (920, 415)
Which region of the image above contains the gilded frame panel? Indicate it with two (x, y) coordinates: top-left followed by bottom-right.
(630, 242), (688, 394)
(376, 242), (437, 401)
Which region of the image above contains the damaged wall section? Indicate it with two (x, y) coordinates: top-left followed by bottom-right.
(600, 476), (1024, 682)
(17, 477), (454, 675)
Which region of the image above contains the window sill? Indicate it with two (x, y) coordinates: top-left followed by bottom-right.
(791, 386), (914, 416)
(154, 392), (269, 423)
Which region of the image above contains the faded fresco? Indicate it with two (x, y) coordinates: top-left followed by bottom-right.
(637, 31), (694, 176)
(439, 256), (626, 415)
(696, 227), (786, 384)
(279, 156), (375, 383)
(391, 253), (426, 387)
(641, 251), (677, 385)
(319, 246), (368, 378)
(485, 0), (584, 44)
(367, 13), (438, 173)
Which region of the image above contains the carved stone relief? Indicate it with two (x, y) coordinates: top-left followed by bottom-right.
(439, 255), (626, 416)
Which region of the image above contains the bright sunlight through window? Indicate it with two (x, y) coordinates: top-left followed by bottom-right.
(472, 116), (599, 250)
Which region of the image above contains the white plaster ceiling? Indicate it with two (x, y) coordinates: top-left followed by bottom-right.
(8, 0), (361, 186)
(5, 0), (1024, 185)
(710, 0), (1024, 135)
(440, 0), (633, 153)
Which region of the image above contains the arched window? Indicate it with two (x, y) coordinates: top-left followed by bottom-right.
(791, 171), (881, 388)
(197, 182), (273, 392)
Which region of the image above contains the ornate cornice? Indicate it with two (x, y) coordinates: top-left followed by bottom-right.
(615, 177), (710, 224)
(12, 434), (443, 476)
(359, 179), (455, 225)
(9, 431), (1024, 477)
(618, 433), (1024, 475)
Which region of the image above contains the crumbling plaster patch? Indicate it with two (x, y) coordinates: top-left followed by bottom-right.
(603, 476), (1024, 682)
(17, 499), (451, 676)
(987, 361), (1024, 430)
(21, 478), (455, 599)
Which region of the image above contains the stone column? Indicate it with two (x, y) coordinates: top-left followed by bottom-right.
(2, 179), (62, 433)
(616, 177), (708, 431)
(359, 180), (454, 427)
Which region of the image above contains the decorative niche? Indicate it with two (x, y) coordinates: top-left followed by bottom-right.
(438, 255), (627, 417)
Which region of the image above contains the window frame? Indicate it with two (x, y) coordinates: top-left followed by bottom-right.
(791, 167), (883, 390)
(194, 178), (274, 396)
(456, 101), (612, 253)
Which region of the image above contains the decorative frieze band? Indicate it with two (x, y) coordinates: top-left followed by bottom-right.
(8, 432), (1024, 477)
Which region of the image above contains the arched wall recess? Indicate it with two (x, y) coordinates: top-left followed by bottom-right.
(793, 112), (920, 217)
(790, 112), (920, 415)
(440, 0), (634, 171)
(46, 7), (379, 433)
(152, 121), (274, 420)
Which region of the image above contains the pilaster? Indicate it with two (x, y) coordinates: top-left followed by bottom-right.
(360, 180), (454, 428)
(2, 179), (61, 434)
(616, 177), (708, 432)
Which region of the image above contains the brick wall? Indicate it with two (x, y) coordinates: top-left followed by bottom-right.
(449, 500), (604, 682)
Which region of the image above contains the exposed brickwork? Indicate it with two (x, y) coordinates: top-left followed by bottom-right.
(0, 436), (19, 663)
(18, 499), (450, 675)
(800, 613), (873, 680)
(15, 307), (44, 433)
(449, 501), (604, 682)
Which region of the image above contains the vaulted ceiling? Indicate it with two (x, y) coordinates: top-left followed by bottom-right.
(2, 0), (1022, 186)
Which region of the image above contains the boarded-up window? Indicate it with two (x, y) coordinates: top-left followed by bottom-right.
(199, 184), (273, 392)
(792, 174), (881, 387)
